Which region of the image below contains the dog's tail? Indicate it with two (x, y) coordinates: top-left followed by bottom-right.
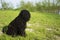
(2, 26), (8, 33)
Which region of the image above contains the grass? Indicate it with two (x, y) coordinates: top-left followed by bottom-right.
(0, 10), (60, 40)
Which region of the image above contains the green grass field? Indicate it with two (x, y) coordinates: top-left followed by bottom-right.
(0, 10), (60, 40)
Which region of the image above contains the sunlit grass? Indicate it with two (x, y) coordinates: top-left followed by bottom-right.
(0, 10), (60, 40)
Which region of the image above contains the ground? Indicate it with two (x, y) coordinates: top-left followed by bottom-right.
(0, 10), (60, 40)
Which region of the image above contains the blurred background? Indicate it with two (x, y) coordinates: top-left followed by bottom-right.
(0, 0), (60, 14)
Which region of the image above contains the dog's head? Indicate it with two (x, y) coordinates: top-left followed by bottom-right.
(19, 10), (30, 22)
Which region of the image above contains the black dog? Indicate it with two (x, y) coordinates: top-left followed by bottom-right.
(3, 10), (30, 37)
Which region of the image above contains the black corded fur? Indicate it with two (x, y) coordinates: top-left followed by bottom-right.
(3, 10), (30, 37)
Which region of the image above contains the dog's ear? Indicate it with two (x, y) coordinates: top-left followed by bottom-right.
(19, 10), (30, 22)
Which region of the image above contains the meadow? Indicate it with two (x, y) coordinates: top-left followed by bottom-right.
(0, 10), (60, 40)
